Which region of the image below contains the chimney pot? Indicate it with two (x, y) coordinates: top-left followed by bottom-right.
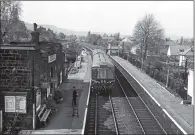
(31, 23), (39, 44)
(33, 23), (37, 31)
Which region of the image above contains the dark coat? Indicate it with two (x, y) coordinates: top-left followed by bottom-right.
(73, 90), (77, 99)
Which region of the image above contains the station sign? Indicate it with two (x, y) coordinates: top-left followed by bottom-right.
(48, 54), (56, 63)
(50, 77), (58, 83)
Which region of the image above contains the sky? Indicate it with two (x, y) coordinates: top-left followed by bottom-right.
(21, 1), (193, 39)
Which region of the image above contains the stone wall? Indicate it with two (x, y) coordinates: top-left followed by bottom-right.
(0, 48), (34, 129)
(0, 49), (31, 92)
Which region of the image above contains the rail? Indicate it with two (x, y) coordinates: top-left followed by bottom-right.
(115, 75), (145, 134)
(109, 95), (119, 135)
(115, 70), (167, 134)
(95, 94), (97, 135)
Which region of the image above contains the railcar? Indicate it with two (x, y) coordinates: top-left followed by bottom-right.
(91, 49), (115, 94)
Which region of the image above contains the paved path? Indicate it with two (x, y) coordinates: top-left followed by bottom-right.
(111, 56), (193, 134)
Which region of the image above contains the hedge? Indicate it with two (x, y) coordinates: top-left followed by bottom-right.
(119, 54), (187, 99)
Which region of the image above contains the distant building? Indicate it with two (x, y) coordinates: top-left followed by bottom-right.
(167, 44), (191, 61)
(107, 43), (119, 56)
(179, 46), (194, 68)
(118, 37), (133, 54)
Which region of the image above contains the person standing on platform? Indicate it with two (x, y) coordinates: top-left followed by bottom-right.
(72, 86), (78, 106)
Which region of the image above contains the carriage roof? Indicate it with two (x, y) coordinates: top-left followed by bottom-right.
(92, 49), (114, 68)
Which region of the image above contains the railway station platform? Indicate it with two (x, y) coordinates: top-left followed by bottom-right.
(19, 53), (92, 134)
(110, 56), (193, 135)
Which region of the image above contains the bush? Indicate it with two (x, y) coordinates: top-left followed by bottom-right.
(154, 69), (160, 81)
(173, 78), (183, 93)
(154, 61), (163, 71)
(136, 60), (141, 68)
(149, 67), (155, 78)
(158, 71), (164, 82)
(168, 77), (174, 89)
(161, 73), (167, 84)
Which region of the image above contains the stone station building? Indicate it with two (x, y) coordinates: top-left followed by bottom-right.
(0, 23), (65, 130)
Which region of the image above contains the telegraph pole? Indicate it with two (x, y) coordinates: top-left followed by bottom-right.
(141, 38), (144, 70)
(184, 58), (188, 100)
(166, 59), (170, 88)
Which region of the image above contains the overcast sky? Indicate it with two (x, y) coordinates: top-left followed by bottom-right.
(21, 1), (193, 39)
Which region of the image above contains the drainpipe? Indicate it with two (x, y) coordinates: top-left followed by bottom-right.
(31, 23), (39, 130)
(0, 1), (2, 44)
(32, 50), (36, 130)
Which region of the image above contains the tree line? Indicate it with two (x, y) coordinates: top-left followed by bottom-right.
(0, 1), (67, 43)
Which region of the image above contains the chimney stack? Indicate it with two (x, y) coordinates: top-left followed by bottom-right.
(31, 23), (40, 44)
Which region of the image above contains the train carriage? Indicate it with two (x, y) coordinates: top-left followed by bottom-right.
(91, 49), (115, 94)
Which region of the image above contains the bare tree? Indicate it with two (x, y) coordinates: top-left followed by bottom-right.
(1, 1), (24, 42)
(114, 32), (120, 41)
(133, 14), (164, 59)
(87, 31), (90, 37)
(180, 36), (183, 45)
(1, 1), (21, 34)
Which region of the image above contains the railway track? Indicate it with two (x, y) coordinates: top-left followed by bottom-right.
(111, 77), (143, 134)
(85, 91), (117, 135)
(114, 69), (167, 135)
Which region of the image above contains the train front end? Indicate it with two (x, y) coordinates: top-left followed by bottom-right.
(91, 49), (115, 95)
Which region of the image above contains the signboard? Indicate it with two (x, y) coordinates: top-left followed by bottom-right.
(48, 54), (56, 63)
(5, 96), (26, 113)
(5, 96), (15, 112)
(0, 110), (2, 132)
(50, 77), (58, 83)
(65, 54), (68, 62)
(60, 71), (62, 84)
(36, 89), (41, 112)
(15, 96), (26, 113)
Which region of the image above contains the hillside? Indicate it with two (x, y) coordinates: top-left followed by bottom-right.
(25, 22), (87, 36)
(24, 22), (130, 37)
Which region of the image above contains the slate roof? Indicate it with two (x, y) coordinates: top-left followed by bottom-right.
(168, 45), (191, 56)
(180, 46), (194, 56)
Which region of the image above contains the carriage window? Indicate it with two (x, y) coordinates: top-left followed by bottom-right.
(100, 69), (106, 79)
(107, 69), (114, 79)
(92, 69), (99, 79)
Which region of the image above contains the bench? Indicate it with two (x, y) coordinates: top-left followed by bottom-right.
(38, 104), (51, 126)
